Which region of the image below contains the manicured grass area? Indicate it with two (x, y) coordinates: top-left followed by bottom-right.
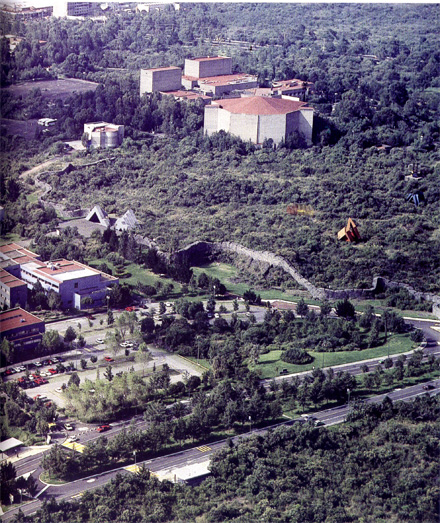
(352, 299), (437, 320)
(192, 262), (319, 303)
(256, 333), (415, 379)
(40, 472), (68, 485)
(356, 368), (440, 397)
(26, 192), (39, 203)
(88, 258), (182, 295)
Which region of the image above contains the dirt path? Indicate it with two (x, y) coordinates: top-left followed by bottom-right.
(20, 156), (64, 179)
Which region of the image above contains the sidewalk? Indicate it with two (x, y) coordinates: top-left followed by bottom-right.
(6, 445), (51, 464)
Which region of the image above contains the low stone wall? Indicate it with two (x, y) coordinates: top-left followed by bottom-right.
(173, 240), (440, 318)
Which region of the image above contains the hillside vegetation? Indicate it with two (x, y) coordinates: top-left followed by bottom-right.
(1, 4), (439, 294)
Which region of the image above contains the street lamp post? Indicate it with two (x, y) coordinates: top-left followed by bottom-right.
(133, 450), (137, 466)
(347, 388), (351, 405)
(249, 415), (252, 433)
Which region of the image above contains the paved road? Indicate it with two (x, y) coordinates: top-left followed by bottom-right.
(3, 378), (438, 522)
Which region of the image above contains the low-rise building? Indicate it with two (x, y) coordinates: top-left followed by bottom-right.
(196, 73), (259, 97)
(0, 308), (45, 352)
(204, 96), (314, 145)
(83, 122), (124, 149)
(19, 259), (118, 310)
(0, 268), (28, 309)
(140, 66), (182, 95)
(0, 243), (42, 278)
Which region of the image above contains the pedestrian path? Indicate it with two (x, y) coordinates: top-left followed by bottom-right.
(196, 445), (211, 452)
(62, 441), (87, 453)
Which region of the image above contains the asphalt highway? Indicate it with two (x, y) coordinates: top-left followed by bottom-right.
(3, 378), (439, 522)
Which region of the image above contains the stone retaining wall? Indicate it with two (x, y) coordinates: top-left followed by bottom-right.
(173, 240), (440, 318)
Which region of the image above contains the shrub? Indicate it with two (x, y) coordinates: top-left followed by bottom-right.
(281, 347), (314, 365)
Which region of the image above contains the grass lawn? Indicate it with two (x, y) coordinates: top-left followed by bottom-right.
(39, 472), (68, 485)
(88, 258), (182, 296)
(192, 262), (321, 304)
(256, 333), (415, 379)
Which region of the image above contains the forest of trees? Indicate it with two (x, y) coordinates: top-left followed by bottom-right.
(11, 395), (440, 522)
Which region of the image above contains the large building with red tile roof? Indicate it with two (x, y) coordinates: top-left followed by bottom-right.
(0, 308), (45, 352)
(204, 96), (314, 145)
(0, 243), (41, 277)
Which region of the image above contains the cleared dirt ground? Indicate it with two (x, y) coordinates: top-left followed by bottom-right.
(2, 78), (99, 101)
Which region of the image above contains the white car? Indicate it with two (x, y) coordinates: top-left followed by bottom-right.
(67, 435), (78, 442)
(55, 387), (64, 393)
(96, 338), (104, 344)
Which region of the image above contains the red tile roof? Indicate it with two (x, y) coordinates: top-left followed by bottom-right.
(0, 308), (43, 333)
(0, 268), (27, 288)
(212, 96), (309, 115)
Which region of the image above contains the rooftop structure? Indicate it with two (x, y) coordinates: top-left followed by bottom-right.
(0, 268), (28, 309)
(160, 90), (211, 103)
(204, 96), (314, 145)
(271, 78), (314, 99)
(0, 307), (45, 352)
(140, 66), (182, 95)
(193, 73), (259, 97)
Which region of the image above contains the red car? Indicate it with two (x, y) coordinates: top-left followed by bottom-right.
(48, 368), (58, 375)
(125, 306), (135, 312)
(104, 356), (114, 362)
(96, 424), (111, 433)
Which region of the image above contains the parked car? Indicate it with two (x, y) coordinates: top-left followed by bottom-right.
(96, 424), (111, 433)
(55, 387), (65, 393)
(67, 435), (79, 442)
(48, 368), (58, 375)
(64, 423), (74, 431)
(96, 338), (104, 344)
(104, 356), (114, 362)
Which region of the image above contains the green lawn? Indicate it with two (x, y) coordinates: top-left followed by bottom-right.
(88, 258), (182, 296)
(256, 333), (415, 379)
(0, 233), (24, 245)
(192, 262), (320, 304)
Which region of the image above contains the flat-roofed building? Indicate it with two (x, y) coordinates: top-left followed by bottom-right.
(83, 122), (124, 149)
(196, 73), (258, 97)
(0, 308), (45, 352)
(0, 268), (28, 309)
(140, 66), (182, 95)
(204, 96), (314, 145)
(53, 2), (94, 17)
(19, 259), (118, 310)
(0, 243), (41, 277)
(184, 56), (232, 79)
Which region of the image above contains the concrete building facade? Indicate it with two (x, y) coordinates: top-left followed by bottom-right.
(83, 122), (124, 149)
(19, 259), (118, 310)
(140, 66), (182, 95)
(197, 73), (258, 96)
(204, 96), (314, 145)
(0, 308), (45, 352)
(184, 56), (232, 79)
(0, 269), (28, 309)
(53, 2), (94, 17)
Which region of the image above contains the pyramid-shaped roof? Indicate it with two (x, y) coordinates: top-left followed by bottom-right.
(115, 209), (140, 231)
(212, 96), (309, 115)
(86, 205), (110, 228)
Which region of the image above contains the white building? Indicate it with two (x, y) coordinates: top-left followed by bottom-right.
(204, 96), (314, 145)
(19, 259), (118, 310)
(83, 122), (124, 149)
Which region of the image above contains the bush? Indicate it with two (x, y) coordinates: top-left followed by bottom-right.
(281, 347), (314, 365)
